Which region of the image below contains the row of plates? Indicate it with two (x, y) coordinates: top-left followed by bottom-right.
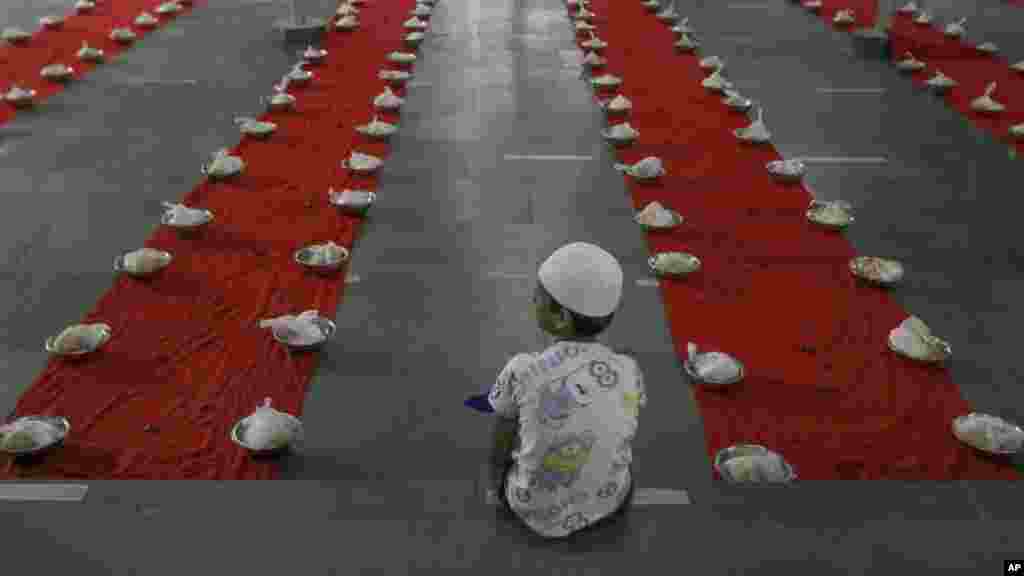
(0, 0), (438, 464)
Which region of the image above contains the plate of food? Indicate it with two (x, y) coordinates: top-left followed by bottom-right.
(342, 151), (383, 174)
(0, 416), (70, 456)
(887, 315), (951, 364)
(45, 323), (112, 356)
(355, 116), (398, 139)
(303, 46), (328, 62)
(114, 248), (173, 277)
(634, 202), (684, 231)
(766, 159), (805, 182)
(4, 86), (37, 108)
(601, 122), (638, 145)
(235, 117), (278, 138)
(294, 241), (350, 273)
(714, 444), (796, 483)
(684, 342), (744, 387)
(109, 27), (137, 44)
(230, 399), (303, 454)
(806, 199), (854, 229)
(952, 413), (1024, 455)
(598, 94), (632, 115)
(328, 188), (376, 216)
(615, 156), (665, 181)
(848, 256), (903, 286)
(263, 312), (336, 349)
(649, 251), (701, 277)
(201, 149), (245, 179)
(161, 202), (214, 230)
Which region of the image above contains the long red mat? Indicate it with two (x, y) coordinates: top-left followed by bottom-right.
(1, 1), (414, 479)
(0, 0), (205, 126)
(802, 0), (1024, 155)
(581, 0), (1017, 478)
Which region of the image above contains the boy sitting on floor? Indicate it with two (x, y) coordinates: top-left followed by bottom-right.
(486, 242), (646, 539)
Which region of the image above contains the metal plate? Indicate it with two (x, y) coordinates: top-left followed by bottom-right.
(341, 157), (382, 173)
(601, 127), (637, 144)
(355, 122), (397, 139)
(160, 209), (213, 228)
(634, 209), (684, 231)
(240, 122), (277, 138)
(45, 324), (111, 356)
(266, 94), (296, 110)
(114, 250), (172, 276)
(714, 444), (796, 483)
(722, 95), (752, 111)
(733, 126), (770, 143)
(328, 190), (376, 215)
(887, 329), (951, 364)
(952, 413), (1024, 455)
(806, 201), (854, 229)
(294, 245), (350, 272)
(848, 256), (903, 286)
(201, 157), (244, 179)
(649, 252), (700, 277)
(766, 160), (805, 181)
(230, 413), (302, 454)
(270, 317), (336, 349)
(684, 352), (745, 386)
(0, 416), (70, 456)
(591, 76), (622, 89)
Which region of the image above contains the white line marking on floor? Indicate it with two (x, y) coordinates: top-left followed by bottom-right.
(486, 272), (531, 280)
(722, 35), (756, 45)
(728, 3), (771, 8)
(795, 156), (888, 165)
(407, 81), (433, 88)
(503, 154), (593, 161)
(816, 88), (886, 94)
(633, 488), (691, 506)
(0, 484), (88, 502)
(116, 77), (198, 86)
(636, 278), (659, 287)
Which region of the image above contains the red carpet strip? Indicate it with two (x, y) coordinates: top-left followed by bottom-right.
(1, 0), (415, 479)
(580, 0), (1018, 478)
(0, 1), (205, 126)
(801, 0), (1024, 155)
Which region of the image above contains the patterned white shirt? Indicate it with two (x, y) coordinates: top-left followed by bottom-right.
(489, 340), (646, 538)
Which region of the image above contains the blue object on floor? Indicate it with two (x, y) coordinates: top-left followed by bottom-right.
(464, 394), (495, 413)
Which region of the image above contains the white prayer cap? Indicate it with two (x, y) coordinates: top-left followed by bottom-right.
(538, 242), (623, 318)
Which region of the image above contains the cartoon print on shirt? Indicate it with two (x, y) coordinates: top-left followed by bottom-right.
(563, 512), (589, 532)
(520, 503), (565, 526)
(515, 491), (589, 531)
(609, 434), (633, 473)
(537, 374), (587, 429)
(588, 360), (620, 389)
(623, 390), (641, 418)
(597, 480), (619, 499)
(529, 431), (598, 491)
(514, 486), (532, 504)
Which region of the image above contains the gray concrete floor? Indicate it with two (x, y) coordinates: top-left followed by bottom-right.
(0, 0), (1022, 573)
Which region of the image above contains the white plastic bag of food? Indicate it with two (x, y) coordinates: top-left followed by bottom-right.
(243, 399), (303, 451)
